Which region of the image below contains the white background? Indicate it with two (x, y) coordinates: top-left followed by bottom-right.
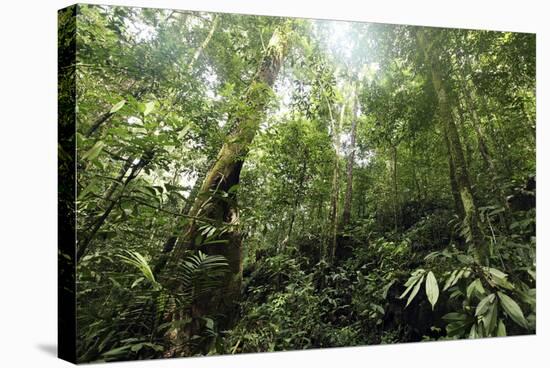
(0, 0), (547, 366)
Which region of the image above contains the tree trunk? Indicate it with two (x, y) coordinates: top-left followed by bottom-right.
(287, 154), (308, 240)
(163, 23), (291, 355)
(187, 15), (219, 73)
(328, 102), (346, 262)
(81, 15), (220, 262)
(444, 122), (465, 219)
(392, 145), (399, 232)
(342, 87), (359, 227)
(153, 161), (212, 274)
(416, 29), (486, 263)
(458, 77), (510, 218)
(77, 152), (153, 260)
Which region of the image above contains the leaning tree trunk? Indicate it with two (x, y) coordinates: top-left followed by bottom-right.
(79, 16), (220, 262)
(77, 151), (153, 260)
(416, 29), (486, 263)
(153, 158), (214, 275)
(342, 87), (359, 227)
(163, 23), (291, 355)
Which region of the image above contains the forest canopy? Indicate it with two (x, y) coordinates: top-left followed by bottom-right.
(58, 4), (536, 363)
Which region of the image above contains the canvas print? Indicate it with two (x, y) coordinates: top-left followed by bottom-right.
(58, 3), (536, 363)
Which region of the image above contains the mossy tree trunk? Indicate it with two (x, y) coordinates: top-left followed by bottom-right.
(458, 71), (511, 217)
(77, 152), (153, 260)
(416, 29), (486, 263)
(163, 23), (292, 353)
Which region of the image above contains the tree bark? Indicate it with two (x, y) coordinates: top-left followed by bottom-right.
(187, 15), (219, 73)
(392, 145), (399, 232)
(342, 87), (359, 227)
(416, 29), (486, 263)
(458, 77), (510, 217)
(153, 161), (212, 274)
(444, 122), (465, 219)
(328, 102), (346, 262)
(80, 15), (220, 262)
(287, 153), (308, 240)
(77, 152), (153, 260)
(162, 23), (291, 354)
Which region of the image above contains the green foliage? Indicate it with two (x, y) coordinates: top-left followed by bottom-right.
(69, 4), (535, 361)
(425, 271), (439, 310)
(76, 250), (228, 362)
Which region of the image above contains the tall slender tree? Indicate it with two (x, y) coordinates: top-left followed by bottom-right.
(342, 84), (360, 227)
(416, 28), (486, 262)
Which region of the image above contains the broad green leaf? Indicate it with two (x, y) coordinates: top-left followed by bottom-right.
(475, 293), (495, 316)
(400, 269), (425, 299)
(443, 269), (457, 291)
(446, 321), (468, 337)
(102, 345), (131, 356)
(498, 292), (528, 329)
(400, 276), (418, 299)
(483, 302), (498, 333)
(425, 271), (439, 309)
(447, 268), (466, 290)
(109, 99), (126, 113)
(492, 276), (515, 290)
(142, 342), (164, 352)
(400, 278), (418, 299)
(130, 343), (144, 352)
(131, 277), (144, 289)
(496, 320), (507, 336)
(519, 288), (536, 308)
(468, 324), (478, 338)
(406, 275), (424, 307)
(382, 279), (396, 299)
(177, 125), (191, 140)
(143, 101), (155, 116)
(487, 267), (507, 279)
(466, 279), (485, 299)
(195, 234), (204, 246)
(204, 317), (214, 330)
(82, 141), (105, 161)
(228, 184), (241, 194)
(77, 182), (96, 200)
(484, 267), (514, 290)
(457, 254), (474, 265)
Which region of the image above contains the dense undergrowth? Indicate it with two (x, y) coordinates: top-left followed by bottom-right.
(223, 198), (535, 354)
(76, 186), (535, 361)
